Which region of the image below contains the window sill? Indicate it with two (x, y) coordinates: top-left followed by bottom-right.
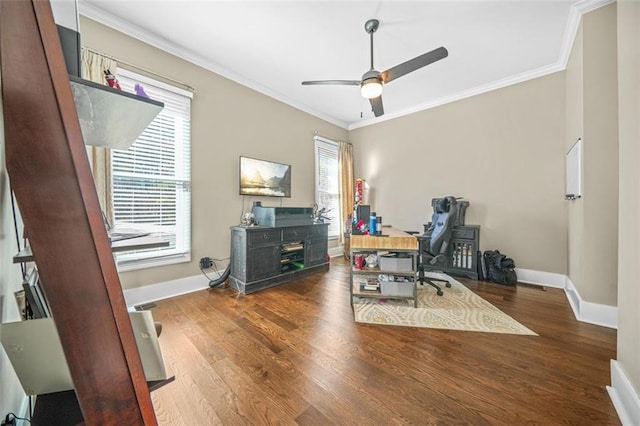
(117, 252), (191, 272)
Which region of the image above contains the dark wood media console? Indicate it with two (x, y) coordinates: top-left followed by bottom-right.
(229, 224), (330, 293)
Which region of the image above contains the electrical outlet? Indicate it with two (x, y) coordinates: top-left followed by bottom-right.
(199, 257), (213, 269)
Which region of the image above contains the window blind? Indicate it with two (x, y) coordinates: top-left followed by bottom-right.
(314, 137), (340, 238)
(112, 69), (192, 267)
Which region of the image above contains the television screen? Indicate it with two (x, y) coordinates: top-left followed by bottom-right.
(239, 156), (291, 197)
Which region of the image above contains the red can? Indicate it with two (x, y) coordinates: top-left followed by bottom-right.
(354, 254), (364, 270)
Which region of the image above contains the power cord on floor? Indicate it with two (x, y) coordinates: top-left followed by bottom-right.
(1, 412), (31, 425)
(200, 257), (230, 288)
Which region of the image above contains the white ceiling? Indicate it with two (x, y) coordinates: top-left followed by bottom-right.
(78, 0), (608, 130)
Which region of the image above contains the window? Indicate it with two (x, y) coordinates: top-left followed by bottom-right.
(112, 69), (192, 269)
(314, 136), (340, 238)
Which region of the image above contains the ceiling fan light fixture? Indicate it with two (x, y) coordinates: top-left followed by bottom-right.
(361, 78), (383, 99)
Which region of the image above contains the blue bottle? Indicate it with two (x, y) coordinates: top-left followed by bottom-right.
(369, 212), (377, 235)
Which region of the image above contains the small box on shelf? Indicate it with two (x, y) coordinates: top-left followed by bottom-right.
(379, 253), (413, 272)
(380, 280), (414, 297)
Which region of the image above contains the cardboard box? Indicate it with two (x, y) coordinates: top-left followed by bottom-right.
(380, 281), (414, 297)
(379, 254), (413, 272)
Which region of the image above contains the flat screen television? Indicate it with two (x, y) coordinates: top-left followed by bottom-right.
(239, 156), (291, 197)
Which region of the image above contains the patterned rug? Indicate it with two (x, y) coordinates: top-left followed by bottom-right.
(353, 272), (537, 335)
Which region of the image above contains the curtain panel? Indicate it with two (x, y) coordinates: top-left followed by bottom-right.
(338, 141), (354, 244)
(81, 48), (116, 224)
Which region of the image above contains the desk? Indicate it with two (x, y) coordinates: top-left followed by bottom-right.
(350, 227), (418, 307)
(13, 235), (170, 264)
(350, 226), (418, 251)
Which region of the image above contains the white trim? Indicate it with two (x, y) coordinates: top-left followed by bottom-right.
(555, 0), (616, 70)
(117, 253), (191, 273)
(328, 245), (344, 258)
(515, 269), (617, 329)
(78, 1), (615, 131)
(18, 395), (30, 426)
(349, 62), (564, 130)
(78, 2), (348, 130)
(122, 272), (219, 307)
(79, 0), (614, 131)
(564, 276), (618, 329)
(573, 0), (616, 14)
(515, 268), (566, 288)
(607, 360), (640, 426)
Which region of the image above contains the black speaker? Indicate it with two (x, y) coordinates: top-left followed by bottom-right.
(356, 205), (370, 223)
(56, 24), (81, 77)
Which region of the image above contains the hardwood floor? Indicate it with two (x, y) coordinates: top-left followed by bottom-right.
(149, 258), (619, 425)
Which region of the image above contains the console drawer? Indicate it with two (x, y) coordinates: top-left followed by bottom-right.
(283, 226), (309, 241)
(309, 224), (328, 238)
(247, 229), (281, 246)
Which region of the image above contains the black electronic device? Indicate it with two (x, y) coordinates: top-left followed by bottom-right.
(22, 268), (49, 319)
(352, 204), (371, 234)
(251, 206), (313, 227)
(56, 24), (81, 77)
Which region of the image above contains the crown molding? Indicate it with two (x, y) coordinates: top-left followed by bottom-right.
(558, 0), (616, 69)
(351, 0), (616, 130)
(349, 62), (564, 131)
(79, 0), (614, 132)
(78, 1), (349, 130)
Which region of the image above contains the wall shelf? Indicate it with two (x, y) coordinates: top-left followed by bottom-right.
(69, 75), (164, 150)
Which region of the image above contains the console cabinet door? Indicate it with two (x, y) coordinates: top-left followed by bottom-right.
(247, 244), (281, 281)
(305, 238), (328, 267)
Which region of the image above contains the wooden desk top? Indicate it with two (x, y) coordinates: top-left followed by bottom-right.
(350, 226), (418, 251)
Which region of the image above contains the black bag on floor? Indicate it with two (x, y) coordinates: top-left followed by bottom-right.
(483, 250), (517, 285)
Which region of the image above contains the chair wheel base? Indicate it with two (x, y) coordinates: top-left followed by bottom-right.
(437, 290), (443, 296)
(445, 282), (452, 288)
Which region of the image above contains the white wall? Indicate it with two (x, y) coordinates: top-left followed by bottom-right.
(79, 17), (349, 290)
(614, 0), (640, 415)
(350, 72), (567, 274)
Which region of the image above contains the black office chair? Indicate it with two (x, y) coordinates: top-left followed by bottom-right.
(416, 196), (457, 296)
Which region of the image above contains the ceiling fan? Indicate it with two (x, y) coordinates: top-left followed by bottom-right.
(302, 19), (448, 117)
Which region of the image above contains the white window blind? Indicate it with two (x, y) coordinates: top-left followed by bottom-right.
(112, 69), (192, 268)
(314, 136), (340, 238)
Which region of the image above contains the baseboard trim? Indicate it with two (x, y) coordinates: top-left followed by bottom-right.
(515, 268), (617, 329)
(515, 268), (566, 288)
(328, 245), (344, 258)
(19, 394), (30, 425)
(564, 276), (617, 329)
(123, 273), (216, 307)
(607, 360), (640, 425)
(123, 265), (618, 328)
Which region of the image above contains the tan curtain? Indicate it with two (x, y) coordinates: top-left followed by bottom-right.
(81, 48), (116, 223)
(338, 141), (354, 244)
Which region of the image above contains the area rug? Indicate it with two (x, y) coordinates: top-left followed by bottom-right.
(353, 272), (537, 335)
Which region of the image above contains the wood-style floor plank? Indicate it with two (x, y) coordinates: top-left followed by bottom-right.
(150, 257), (619, 425)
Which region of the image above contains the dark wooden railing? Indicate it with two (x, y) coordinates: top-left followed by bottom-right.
(0, 0), (157, 423)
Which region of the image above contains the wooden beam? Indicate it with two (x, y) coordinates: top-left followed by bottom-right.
(0, 0), (156, 423)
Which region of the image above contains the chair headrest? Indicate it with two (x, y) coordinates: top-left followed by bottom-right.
(434, 198), (450, 214)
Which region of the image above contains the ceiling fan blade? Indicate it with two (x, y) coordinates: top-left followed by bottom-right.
(369, 95), (384, 117)
(301, 80), (361, 86)
(381, 46), (448, 84)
